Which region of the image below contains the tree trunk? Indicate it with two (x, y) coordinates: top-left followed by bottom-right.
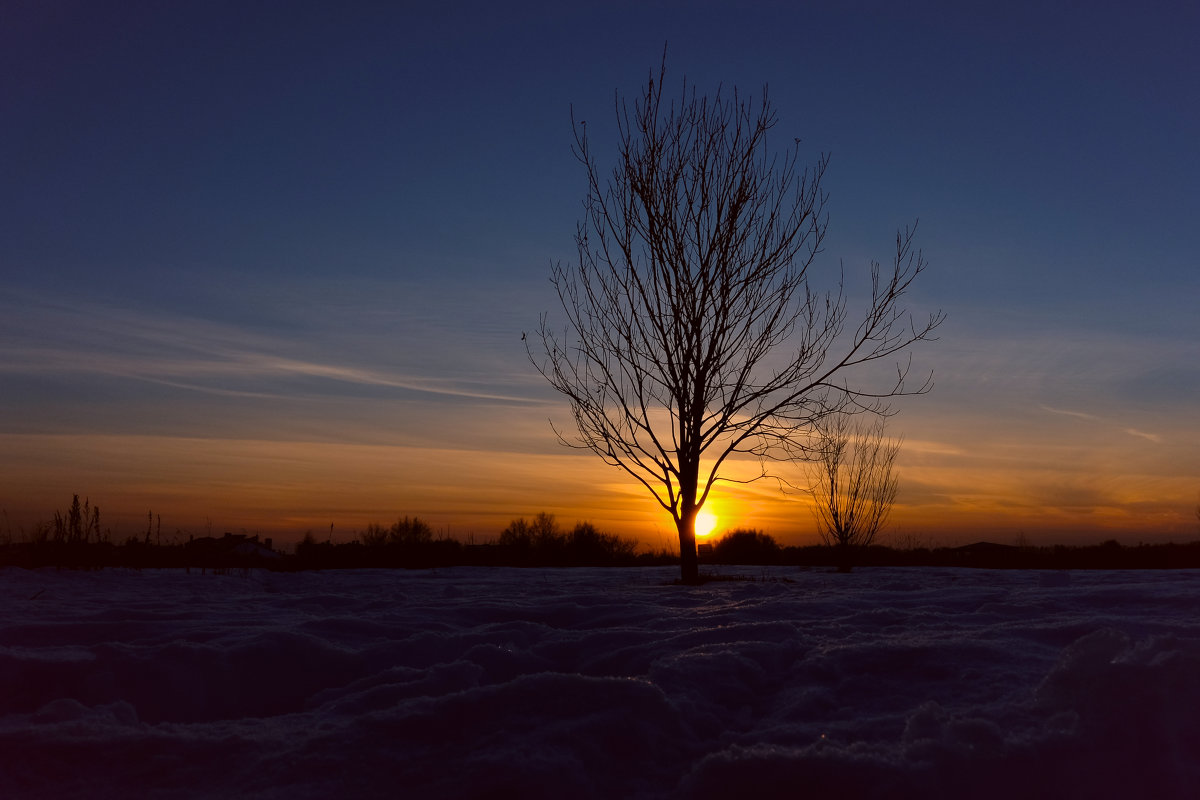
(677, 456), (701, 584)
(677, 509), (700, 584)
(835, 543), (854, 573)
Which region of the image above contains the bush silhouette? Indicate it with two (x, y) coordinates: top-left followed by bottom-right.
(360, 516), (434, 547)
(565, 521), (637, 565)
(497, 514), (636, 566)
(711, 529), (781, 564)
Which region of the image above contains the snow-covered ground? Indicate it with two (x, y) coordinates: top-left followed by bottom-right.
(1, 565), (1197, 798)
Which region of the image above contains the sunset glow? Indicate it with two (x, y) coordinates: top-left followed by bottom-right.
(695, 509), (719, 539)
(0, 4), (1196, 550)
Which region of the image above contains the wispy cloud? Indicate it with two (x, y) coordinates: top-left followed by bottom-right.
(1040, 406), (1102, 423)
(0, 292), (537, 404)
(1040, 405), (1160, 444)
(1122, 428), (1162, 444)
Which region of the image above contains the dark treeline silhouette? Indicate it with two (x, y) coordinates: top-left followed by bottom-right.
(289, 513), (648, 569)
(4, 496), (1200, 572)
(495, 513), (639, 566)
(0, 500), (659, 571)
(703, 533), (1200, 570)
(0, 531), (282, 573)
(5, 530), (1200, 572)
(708, 529), (785, 564)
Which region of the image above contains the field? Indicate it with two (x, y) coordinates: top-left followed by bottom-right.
(2, 565), (1198, 798)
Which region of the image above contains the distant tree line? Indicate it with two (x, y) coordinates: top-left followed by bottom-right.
(701, 531), (1200, 570)
(495, 512), (638, 566)
(0, 498), (656, 571)
(4, 495), (1200, 572)
(290, 513), (643, 569)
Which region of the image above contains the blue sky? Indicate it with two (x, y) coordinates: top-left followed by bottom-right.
(2, 1), (1197, 544)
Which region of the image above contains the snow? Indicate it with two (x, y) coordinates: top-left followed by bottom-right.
(1, 566), (1198, 798)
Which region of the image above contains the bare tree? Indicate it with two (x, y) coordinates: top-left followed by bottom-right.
(808, 414), (901, 573)
(529, 58), (943, 583)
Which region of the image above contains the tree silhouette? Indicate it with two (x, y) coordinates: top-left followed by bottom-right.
(361, 516), (433, 547)
(808, 414), (900, 572)
(712, 529), (781, 564)
(530, 56), (942, 583)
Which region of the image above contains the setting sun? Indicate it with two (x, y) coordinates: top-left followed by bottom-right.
(695, 508), (718, 538)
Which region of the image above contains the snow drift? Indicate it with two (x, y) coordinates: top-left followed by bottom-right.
(1, 566), (1197, 798)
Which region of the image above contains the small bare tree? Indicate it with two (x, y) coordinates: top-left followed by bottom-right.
(808, 414), (901, 572)
(529, 57), (942, 583)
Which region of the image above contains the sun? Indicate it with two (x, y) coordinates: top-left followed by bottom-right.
(695, 508), (718, 538)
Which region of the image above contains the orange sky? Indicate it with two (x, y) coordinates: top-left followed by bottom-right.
(2, 390), (1195, 550)
(5, 299), (1195, 549)
(0, 287), (1196, 551)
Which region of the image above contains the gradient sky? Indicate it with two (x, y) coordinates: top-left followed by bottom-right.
(3, 1), (1197, 547)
